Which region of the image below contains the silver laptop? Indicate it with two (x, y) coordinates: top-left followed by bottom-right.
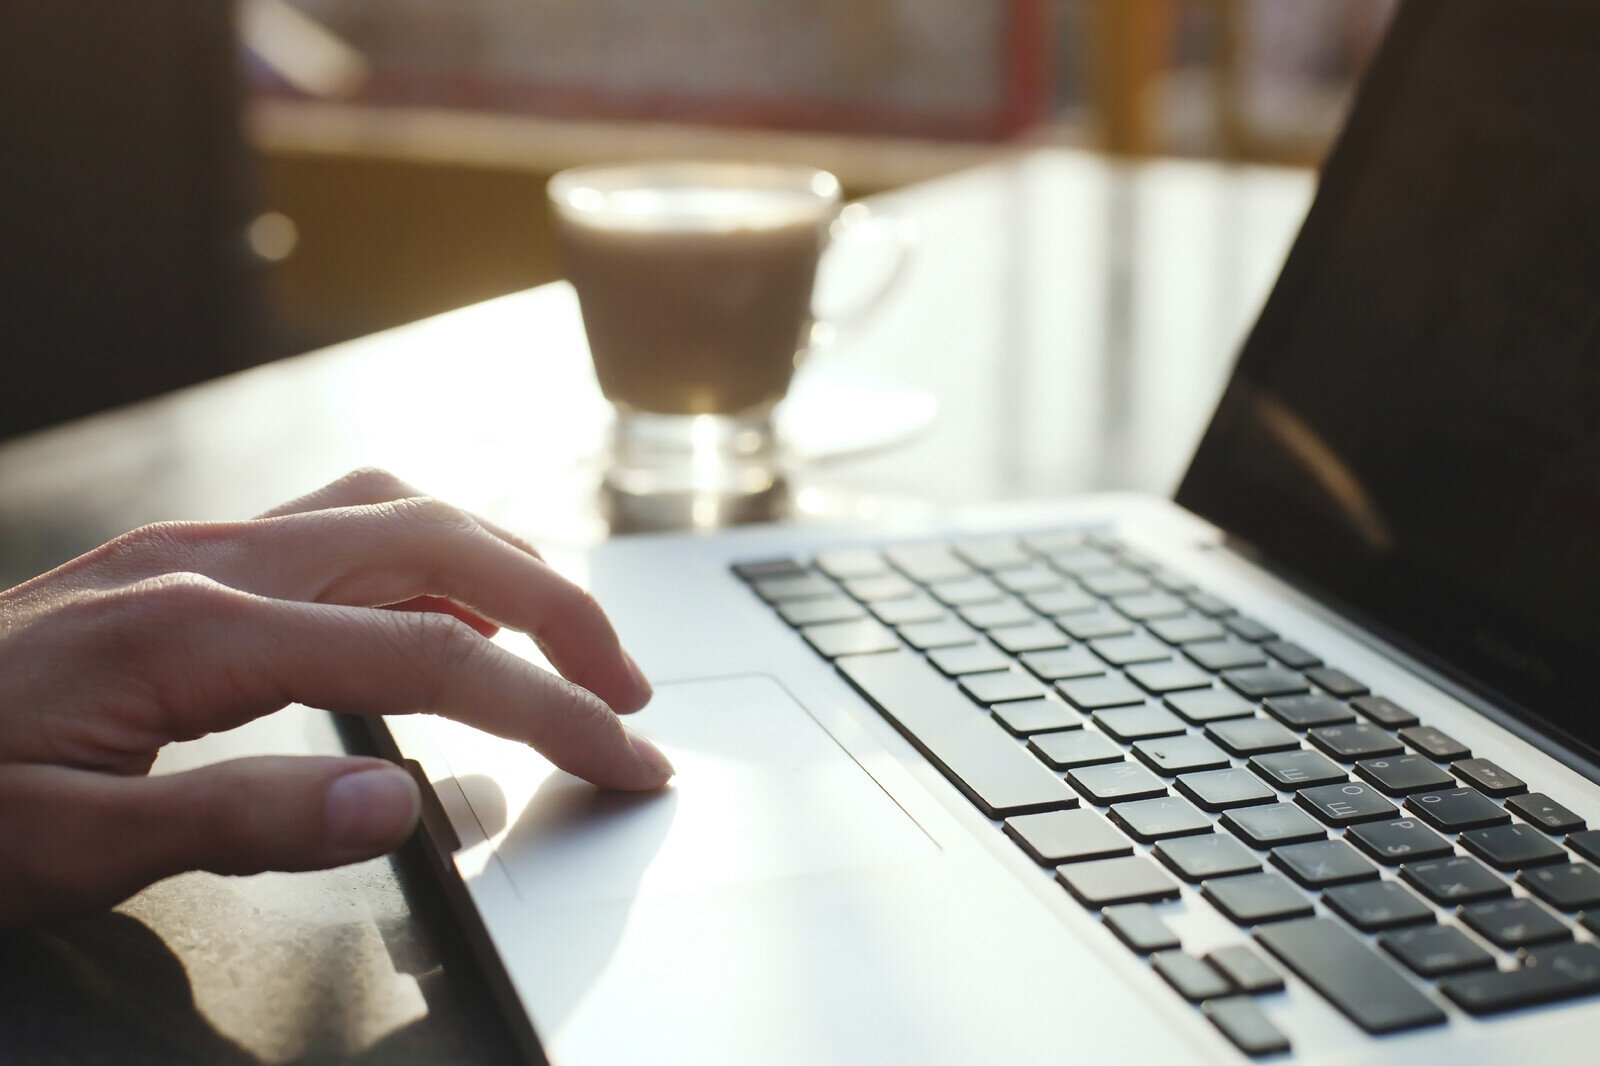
(379, 1), (1600, 1061)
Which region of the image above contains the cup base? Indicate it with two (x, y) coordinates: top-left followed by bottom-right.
(601, 409), (788, 531)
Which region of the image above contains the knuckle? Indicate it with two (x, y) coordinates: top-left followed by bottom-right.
(389, 494), (479, 538)
(339, 466), (410, 499)
(405, 611), (487, 683)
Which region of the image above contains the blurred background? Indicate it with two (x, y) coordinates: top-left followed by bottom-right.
(1, 0), (1394, 439)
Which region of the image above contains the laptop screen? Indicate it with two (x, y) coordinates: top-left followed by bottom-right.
(1178, 0), (1600, 756)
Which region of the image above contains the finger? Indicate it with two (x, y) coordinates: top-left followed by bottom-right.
(0, 758), (420, 925)
(385, 595), (499, 638)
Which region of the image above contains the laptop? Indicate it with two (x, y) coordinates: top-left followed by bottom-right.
(378, 1), (1600, 1061)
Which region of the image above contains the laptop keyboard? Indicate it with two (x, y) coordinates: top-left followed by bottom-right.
(733, 530), (1600, 1056)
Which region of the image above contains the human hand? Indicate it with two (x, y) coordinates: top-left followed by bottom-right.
(0, 468), (669, 925)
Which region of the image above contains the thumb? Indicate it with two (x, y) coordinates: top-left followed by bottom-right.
(0, 758), (421, 925)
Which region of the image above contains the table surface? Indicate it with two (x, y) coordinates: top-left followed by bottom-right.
(0, 148), (1314, 1063)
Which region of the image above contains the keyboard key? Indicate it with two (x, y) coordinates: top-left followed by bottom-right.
(991, 698), (1082, 736)
(1569, 829), (1600, 865)
(960, 668), (1049, 706)
(1110, 796), (1213, 842)
(1057, 855), (1180, 908)
(1458, 897), (1571, 949)
(870, 595), (950, 627)
(1057, 675), (1147, 711)
(1297, 781), (1399, 826)
(1507, 792), (1586, 833)
(1204, 717), (1300, 757)
(958, 598), (1037, 630)
(927, 575), (1004, 607)
(1146, 614), (1228, 645)
(1165, 688), (1256, 724)
(1354, 754), (1456, 795)
(1057, 608), (1137, 641)
(1518, 863), (1600, 911)
(1151, 951), (1232, 1002)
(1404, 787), (1509, 832)
(989, 620), (1072, 655)
(1440, 942), (1600, 1015)
(777, 595), (866, 627)
(1346, 818), (1453, 865)
(1304, 667), (1369, 698)
(1124, 659), (1213, 694)
(951, 537), (1031, 572)
(1451, 757), (1527, 797)
(1350, 695), (1419, 728)
(733, 557), (808, 582)
(1323, 879), (1434, 931)
(1401, 855), (1511, 904)
(1221, 803), (1327, 848)
(896, 617), (979, 651)
(927, 642), (1012, 677)
(1183, 639), (1267, 672)
(812, 549), (888, 580)
(1068, 761), (1169, 805)
(1262, 694), (1355, 729)
(1380, 925), (1496, 978)
(1030, 729), (1123, 770)
(1088, 632), (1173, 667)
(1155, 833), (1263, 882)
(1460, 823), (1568, 870)
(843, 572), (919, 601)
(1091, 705), (1187, 743)
(1223, 667), (1310, 700)
(1399, 725), (1470, 762)
(1102, 902), (1180, 954)
(836, 651), (1078, 818)
(1255, 917), (1447, 1033)
(1271, 839), (1379, 888)
(1204, 871), (1314, 925)
(994, 564), (1067, 595)
(1223, 615), (1278, 642)
(1023, 585), (1099, 616)
(1004, 808), (1131, 866)
(803, 619), (900, 658)
(1263, 640), (1322, 670)
(753, 573), (835, 602)
(1018, 646), (1105, 681)
(885, 544), (972, 584)
(1308, 723), (1404, 762)
(1202, 996), (1291, 1057)
(1186, 592), (1236, 618)
(1176, 767), (1278, 812)
(1080, 568), (1152, 597)
(1044, 545), (1119, 576)
(1133, 734), (1231, 776)
(1110, 591), (1188, 621)
(1206, 944), (1285, 994)
(1248, 749), (1348, 790)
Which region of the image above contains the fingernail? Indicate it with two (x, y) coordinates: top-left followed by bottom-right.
(629, 734), (675, 783)
(326, 767), (421, 851)
(623, 651), (653, 700)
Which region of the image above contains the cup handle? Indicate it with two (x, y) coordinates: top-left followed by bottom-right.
(809, 202), (917, 346)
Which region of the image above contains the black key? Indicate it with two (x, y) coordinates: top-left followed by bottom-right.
(1519, 863), (1600, 911)
(1401, 855), (1511, 904)
(1110, 796), (1213, 842)
(1405, 787), (1509, 832)
(1103, 902), (1180, 954)
(1202, 997), (1291, 1057)
(1223, 667), (1310, 700)
(804, 619), (900, 658)
(1255, 917), (1446, 1034)
(1080, 568), (1151, 598)
(1056, 675), (1146, 711)
(1569, 829), (1600, 865)
(885, 543), (972, 584)
(1125, 659), (1213, 695)
(1176, 767), (1278, 812)
(1004, 808), (1131, 866)
(1023, 585), (1099, 616)
(1380, 925), (1496, 978)
(1206, 944), (1285, 994)
(1263, 640), (1322, 670)
(1583, 911), (1600, 936)
(1262, 694), (1355, 730)
(1399, 725), (1470, 762)
(989, 620), (1072, 655)
(958, 598), (1037, 630)
(992, 698), (1082, 737)
(1350, 695), (1419, 729)
(927, 574), (1004, 607)
(843, 572), (919, 601)
(1164, 688), (1256, 724)
(1221, 803), (1325, 848)
(1354, 754), (1455, 796)
(1088, 632), (1172, 667)
(1204, 717), (1300, 757)
(1346, 818), (1453, 865)
(1029, 730), (1122, 770)
(960, 668), (1048, 706)
(1151, 951), (1232, 1002)
(1186, 592), (1235, 617)
(1154, 834), (1262, 883)
(1459, 823), (1568, 870)
(1304, 667), (1369, 698)
(1296, 781), (1399, 826)
(1056, 854), (1180, 908)
(1271, 839), (1379, 888)
(1204, 871), (1314, 925)
(1440, 942), (1600, 1015)
(994, 564), (1066, 595)
(733, 557), (808, 582)
(1308, 723), (1404, 762)
(1183, 639), (1267, 672)
(1133, 734), (1231, 777)
(1110, 591), (1189, 621)
(1146, 614), (1228, 645)
(952, 537), (1031, 572)
(1057, 608), (1137, 641)
(1323, 880), (1434, 931)
(1458, 897), (1571, 949)
(896, 617), (979, 651)
(1068, 761), (1169, 805)
(1451, 757), (1527, 798)
(777, 595), (865, 627)
(1018, 646), (1105, 681)
(927, 642), (1012, 677)
(755, 573), (836, 602)
(1507, 792), (1586, 834)
(1223, 615), (1278, 643)
(836, 651), (1078, 818)
(1248, 749), (1348, 790)
(1091, 705), (1186, 743)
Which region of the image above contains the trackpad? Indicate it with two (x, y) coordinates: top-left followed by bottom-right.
(483, 675), (938, 902)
